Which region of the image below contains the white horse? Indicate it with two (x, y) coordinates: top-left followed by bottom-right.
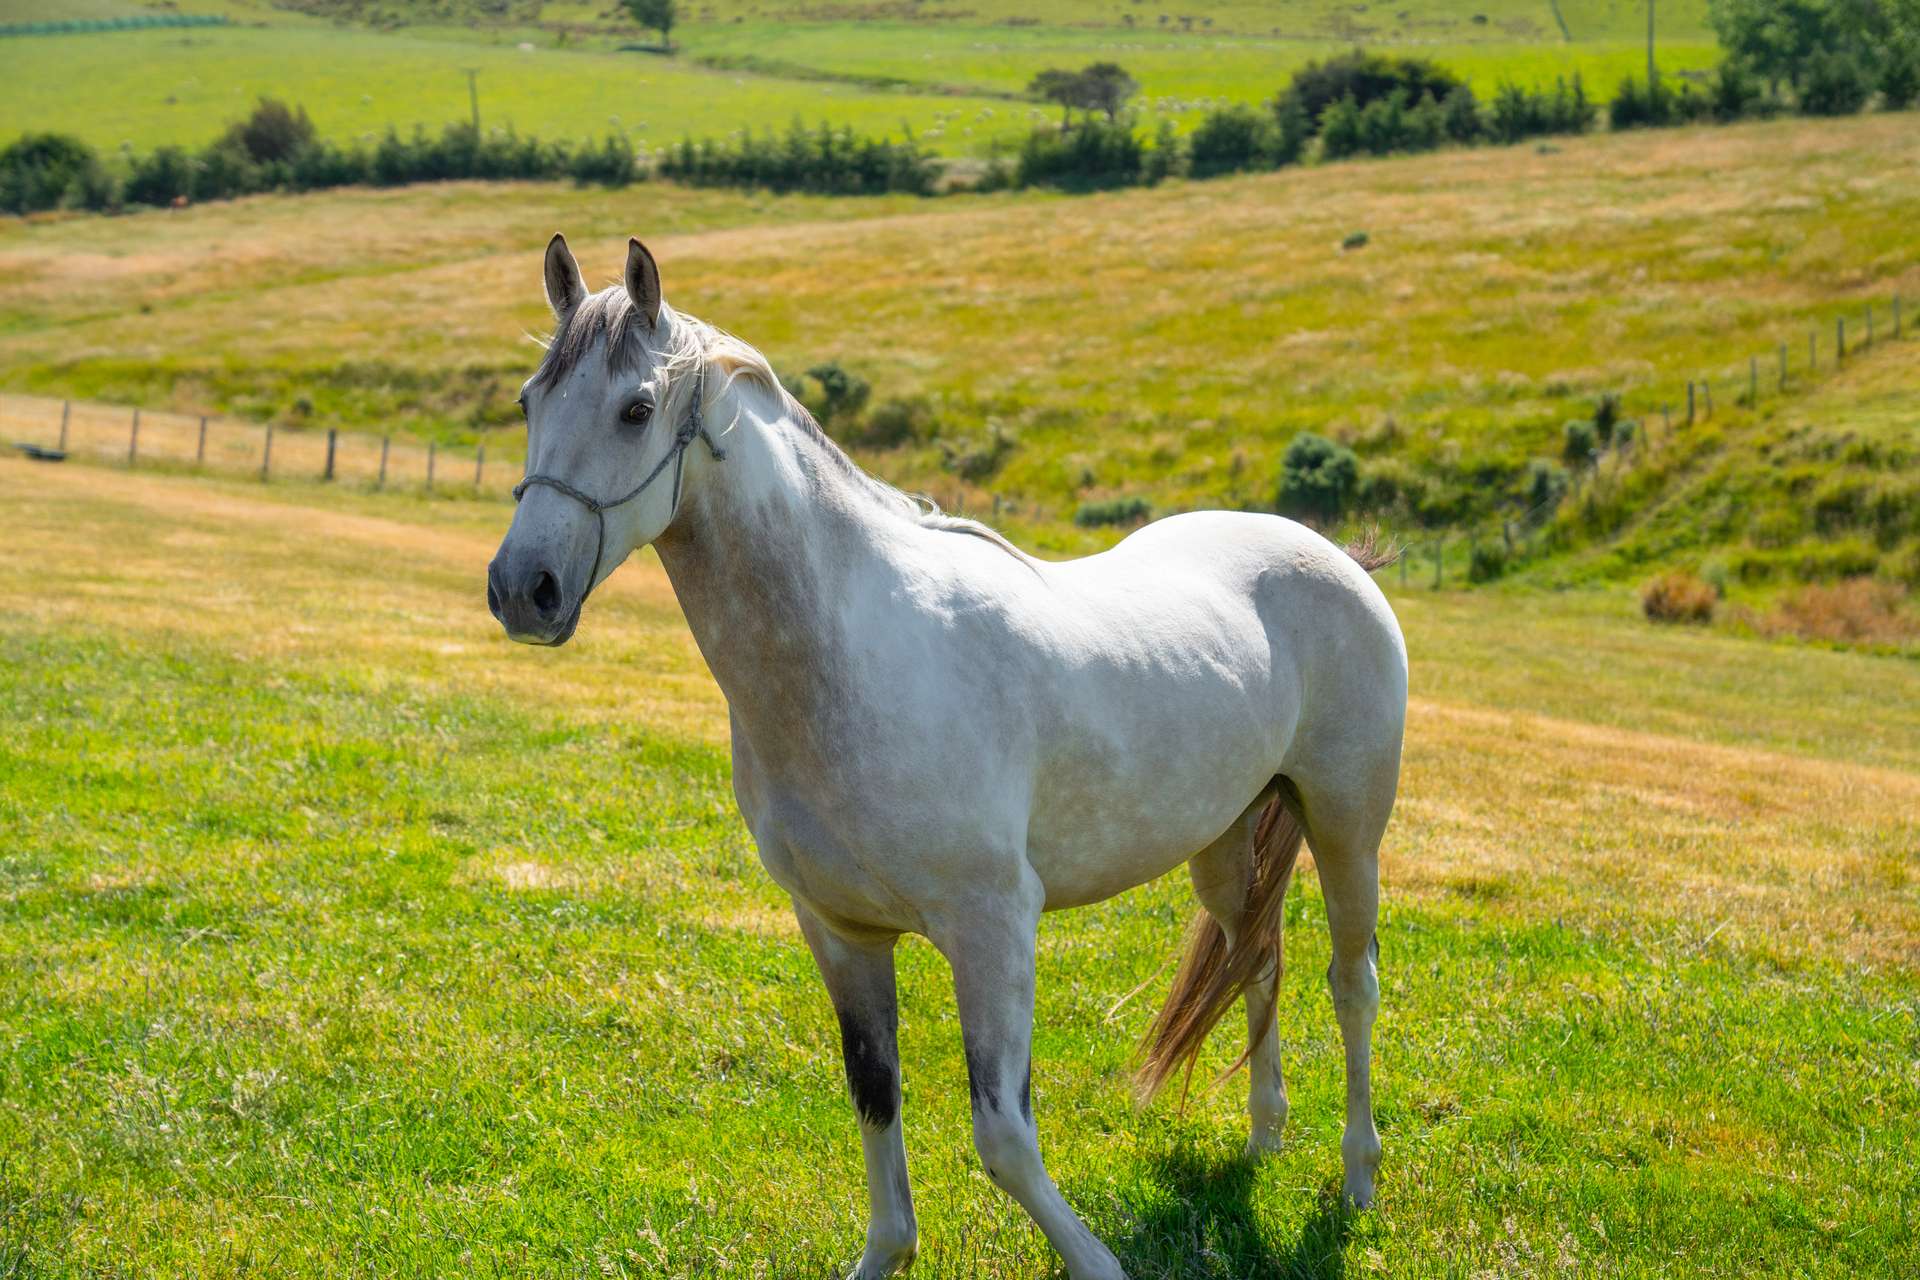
(488, 235), (1408, 1280)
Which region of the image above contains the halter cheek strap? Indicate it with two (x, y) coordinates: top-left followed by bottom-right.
(511, 365), (726, 603)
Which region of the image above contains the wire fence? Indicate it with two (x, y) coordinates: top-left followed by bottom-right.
(1, 288), (1909, 586)
(0, 394), (521, 500)
(1377, 288), (1910, 589)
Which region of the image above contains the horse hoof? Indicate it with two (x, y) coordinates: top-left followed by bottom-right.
(847, 1237), (917, 1279)
(1244, 1129), (1285, 1161)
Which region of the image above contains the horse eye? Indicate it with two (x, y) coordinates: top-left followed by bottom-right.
(623, 400), (652, 425)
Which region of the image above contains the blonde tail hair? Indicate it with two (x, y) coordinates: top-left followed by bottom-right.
(1134, 791), (1305, 1105)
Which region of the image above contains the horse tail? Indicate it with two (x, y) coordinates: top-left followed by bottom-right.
(1134, 790), (1305, 1106)
(1343, 525), (1399, 573)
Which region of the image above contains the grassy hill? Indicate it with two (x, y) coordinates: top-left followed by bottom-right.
(4, 111), (1916, 605)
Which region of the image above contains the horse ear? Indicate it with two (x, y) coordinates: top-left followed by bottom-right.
(624, 237), (662, 329)
(543, 232), (586, 319)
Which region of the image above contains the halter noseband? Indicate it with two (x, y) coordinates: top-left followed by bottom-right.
(511, 364), (727, 602)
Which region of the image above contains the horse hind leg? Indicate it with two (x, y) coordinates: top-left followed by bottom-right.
(1142, 787), (1299, 1157)
(1292, 763), (1397, 1208)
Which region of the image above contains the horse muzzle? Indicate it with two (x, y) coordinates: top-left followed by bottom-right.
(487, 556), (583, 646)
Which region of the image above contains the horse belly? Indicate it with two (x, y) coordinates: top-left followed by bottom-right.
(1023, 685), (1286, 911)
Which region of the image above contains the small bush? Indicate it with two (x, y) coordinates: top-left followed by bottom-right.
(224, 98), (315, 165)
(1487, 75), (1595, 143)
(1800, 49), (1873, 116)
(797, 362), (871, 427)
(940, 424), (1017, 481)
(1074, 496), (1153, 527)
(1521, 458), (1570, 518)
(1468, 539), (1509, 582)
(659, 120), (938, 195)
(1641, 570), (1718, 624)
(1014, 116), (1149, 189)
(850, 395), (937, 449)
(1274, 50), (1466, 127)
(1881, 41), (1920, 110)
(1276, 432), (1360, 524)
(1187, 104), (1283, 177)
(1562, 420), (1597, 467)
(0, 132), (112, 213)
(1737, 579), (1918, 647)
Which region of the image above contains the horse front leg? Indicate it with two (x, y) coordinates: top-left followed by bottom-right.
(795, 903), (918, 1280)
(933, 889), (1126, 1280)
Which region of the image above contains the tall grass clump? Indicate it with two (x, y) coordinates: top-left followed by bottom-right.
(1641, 570), (1719, 624)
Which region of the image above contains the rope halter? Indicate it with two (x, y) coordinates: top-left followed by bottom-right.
(510, 363), (727, 603)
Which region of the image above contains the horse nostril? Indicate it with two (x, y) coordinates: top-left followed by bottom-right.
(486, 576), (502, 621)
(531, 570), (561, 618)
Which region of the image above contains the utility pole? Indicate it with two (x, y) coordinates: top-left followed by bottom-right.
(1646, 0), (1657, 83)
(465, 68), (480, 132)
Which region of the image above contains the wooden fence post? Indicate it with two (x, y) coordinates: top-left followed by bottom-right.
(1686, 381), (1695, 425)
(261, 423), (274, 481)
(427, 442), (436, 492)
(1837, 316), (1845, 362)
(474, 444), (485, 489)
(196, 414), (208, 464)
(324, 428), (337, 481)
(58, 400), (70, 452)
(378, 435), (390, 489)
(128, 408), (140, 465)
(1503, 519), (1514, 554)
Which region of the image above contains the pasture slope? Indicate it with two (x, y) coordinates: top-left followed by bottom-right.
(0, 0), (1719, 155)
(2, 110), (1916, 594)
(0, 444), (1917, 1277)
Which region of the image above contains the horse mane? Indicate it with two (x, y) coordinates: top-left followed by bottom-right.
(536, 286), (1034, 567)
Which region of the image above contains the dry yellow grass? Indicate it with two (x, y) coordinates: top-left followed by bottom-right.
(4, 456), (1912, 969)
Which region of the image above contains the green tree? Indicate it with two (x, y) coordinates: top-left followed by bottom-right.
(624, 0), (677, 49)
(1078, 62), (1140, 121)
(1027, 68), (1085, 129)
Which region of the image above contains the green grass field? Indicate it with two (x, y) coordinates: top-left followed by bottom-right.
(1, 447), (1916, 1278)
(0, 0), (1721, 158)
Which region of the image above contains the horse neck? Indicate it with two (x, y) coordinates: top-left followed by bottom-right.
(653, 389), (889, 721)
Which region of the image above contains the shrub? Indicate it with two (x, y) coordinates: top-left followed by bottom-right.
(1592, 393), (1622, 445)
(1881, 41), (1920, 109)
(1641, 570), (1718, 624)
(850, 395), (937, 448)
(1274, 50), (1465, 127)
(1187, 104), (1282, 177)
(1142, 119), (1188, 182)
(1276, 432), (1359, 524)
(0, 132), (112, 213)
(941, 424), (1017, 481)
(224, 98), (315, 165)
(1710, 62), (1764, 121)
(1014, 116), (1147, 189)
(799, 362), (871, 427)
(1440, 85), (1484, 142)
(1468, 539), (1509, 582)
(1562, 420), (1597, 467)
(659, 121), (938, 195)
(1487, 76), (1595, 143)
(566, 134), (636, 185)
(1800, 48), (1873, 115)
(1074, 496), (1153, 527)
(1318, 95), (1364, 159)
(124, 146), (196, 206)
(1521, 458), (1570, 518)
